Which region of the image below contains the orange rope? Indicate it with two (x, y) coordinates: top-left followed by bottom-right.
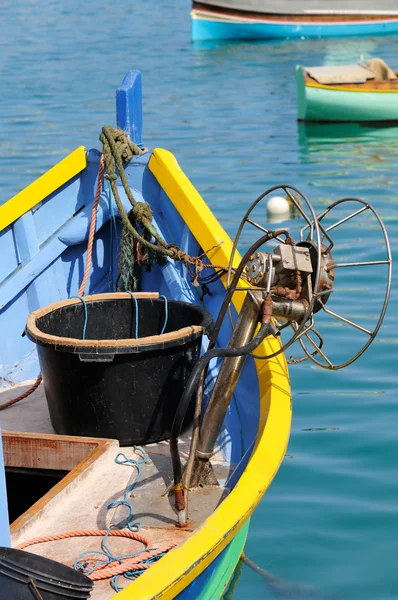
(16, 530), (176, 581)
(88, 544), (176, 580)
(2, 156), (105, 411)
(0, 376), (42, 411)
(78, 154), (105, 296)
(16, 529), (150, 550)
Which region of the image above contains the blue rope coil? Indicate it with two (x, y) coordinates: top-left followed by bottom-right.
(74, 447), (152, 580)
(159, 295), (169, 335)
(70, 295), (88, 340)
(107, 450), (146, 533)
(72, 447), (175, 591)
(110, 550), (170, 592)
(126, 291), (139, 338)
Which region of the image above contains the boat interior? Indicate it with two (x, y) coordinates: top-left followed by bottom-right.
(1, 383), (231, 600)
(304, 58), (398, 89)
(0, 70), (293, 598)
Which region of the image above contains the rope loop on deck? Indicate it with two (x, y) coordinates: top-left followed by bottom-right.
(17, 448), (176, 592)
(0, 376), (42, 411)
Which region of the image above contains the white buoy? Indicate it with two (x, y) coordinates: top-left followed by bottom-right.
(266, 196), (290, 215)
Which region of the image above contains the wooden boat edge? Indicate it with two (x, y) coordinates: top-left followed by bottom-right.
(0, 146), (87, 233)
(304, 77), (398, 93)
(5, 432), (118, 537)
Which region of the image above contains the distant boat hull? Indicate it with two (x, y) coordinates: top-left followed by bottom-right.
(296, 65), (398, 122)
(191, 1), (398, 40)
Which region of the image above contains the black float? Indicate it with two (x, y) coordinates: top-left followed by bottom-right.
(0, 547), (93, 599)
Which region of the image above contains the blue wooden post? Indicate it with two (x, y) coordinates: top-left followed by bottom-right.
(0, 430), (10, 547)
(116, 71), (143, 148)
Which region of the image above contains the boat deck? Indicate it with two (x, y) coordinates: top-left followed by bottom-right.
(305, 73), (398, 90)
(0, 382), (231, 599)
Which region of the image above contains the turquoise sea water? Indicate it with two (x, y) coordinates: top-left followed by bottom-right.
(1, 2), (397, 599)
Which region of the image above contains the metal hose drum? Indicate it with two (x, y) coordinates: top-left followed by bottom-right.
(26, 293), (212, 446)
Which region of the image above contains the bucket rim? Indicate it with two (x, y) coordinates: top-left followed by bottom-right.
(0, 565), (93, 600)
(0, 548), (92, 590)
(0, 565), (91, 598)
(0, 563), (93, 593)
(25, 292), (211, 352)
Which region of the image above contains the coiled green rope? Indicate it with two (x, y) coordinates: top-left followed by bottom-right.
(99, 126), (226, 292)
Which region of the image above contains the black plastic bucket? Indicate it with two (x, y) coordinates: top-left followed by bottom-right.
(0, 547), (93, 599)
(26, 293), (212, 446)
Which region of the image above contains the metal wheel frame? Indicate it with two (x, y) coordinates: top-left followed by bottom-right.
(297, 197), (392, 370)
(226, 184), (323, 360)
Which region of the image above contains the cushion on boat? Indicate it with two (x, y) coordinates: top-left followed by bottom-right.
(303, 65), (375, 85)
(366, 58), (397, 81)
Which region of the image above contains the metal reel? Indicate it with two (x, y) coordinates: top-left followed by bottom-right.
(226, 190), (391, 369)
(226, 184), (324, 360)
(289, 197), (392, 370)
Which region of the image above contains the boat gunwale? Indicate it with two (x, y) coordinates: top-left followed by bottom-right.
(0, 147), (87, 234)
(304, 73), (398, 93)
(191, 2), (398, 23)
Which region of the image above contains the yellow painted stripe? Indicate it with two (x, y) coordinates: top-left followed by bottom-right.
(114, 149), (291, 599)
(0, 146), (87, 232)
(306, 81), (398, 93)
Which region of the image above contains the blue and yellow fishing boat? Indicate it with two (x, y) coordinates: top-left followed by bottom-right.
(0, 71), (392, 599)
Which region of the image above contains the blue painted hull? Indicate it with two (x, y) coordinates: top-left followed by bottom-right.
(0, 70), (292, 598)
(0, 71), (260, 468)
(191, 15), (398, 41)
(0, 150), (258, 465)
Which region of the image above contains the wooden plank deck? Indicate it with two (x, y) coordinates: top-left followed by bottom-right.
(0, 382), (230, 599)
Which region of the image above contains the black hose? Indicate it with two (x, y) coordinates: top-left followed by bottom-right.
(170, 321), (271, 486)
(208, 229), (286, 350)
(170, 229), (285, 490)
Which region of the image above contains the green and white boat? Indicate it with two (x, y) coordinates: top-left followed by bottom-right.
(296, 61), (398, 122)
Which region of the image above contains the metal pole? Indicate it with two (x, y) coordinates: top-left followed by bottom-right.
(192, 292), (261, 485)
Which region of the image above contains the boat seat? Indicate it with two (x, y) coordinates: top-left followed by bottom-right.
(303, 65), (375, 85)
(367, 58), (397, 81)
